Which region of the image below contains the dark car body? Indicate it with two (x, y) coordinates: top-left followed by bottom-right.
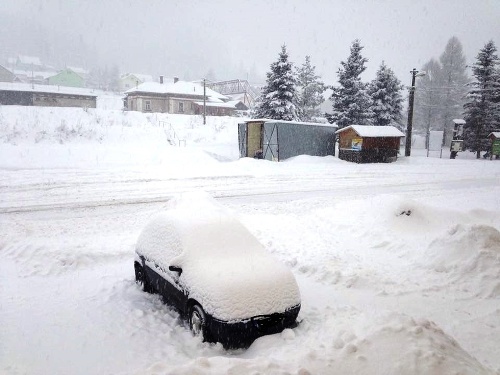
(134, 253), (300, 348)
(133, 199), (301, 349)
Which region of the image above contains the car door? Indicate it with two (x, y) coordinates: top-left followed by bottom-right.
(144, 258), (187, 312)
(164, 267), (188, 313)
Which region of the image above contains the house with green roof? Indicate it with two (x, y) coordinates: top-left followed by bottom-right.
(47, 68), (85, 88)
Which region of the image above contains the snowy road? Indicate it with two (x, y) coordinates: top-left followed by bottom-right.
(2, 154), (500, 375)
(1, 158), (498, 212)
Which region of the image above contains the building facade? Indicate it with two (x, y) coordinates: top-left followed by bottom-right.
(0, 83), (97, 108)
(125, 80), (245, 116)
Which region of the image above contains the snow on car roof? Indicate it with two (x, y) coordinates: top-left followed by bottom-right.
(335, 125), (405, 137)
(136, 192), (300, 321)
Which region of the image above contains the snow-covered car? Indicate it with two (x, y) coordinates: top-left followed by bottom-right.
(133, 195), (301, 348)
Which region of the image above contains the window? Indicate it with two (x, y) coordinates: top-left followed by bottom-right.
(178, 102), (184, 113)
(145, 100), (151, 111)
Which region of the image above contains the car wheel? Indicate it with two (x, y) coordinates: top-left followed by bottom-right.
(134, 262), (153, 293)
(189, 304), (207, 341)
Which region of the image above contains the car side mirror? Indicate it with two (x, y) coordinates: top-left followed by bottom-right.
(169, 265), (183, 275)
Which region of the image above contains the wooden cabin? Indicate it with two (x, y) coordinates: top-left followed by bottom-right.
(336, 125), (404, 163)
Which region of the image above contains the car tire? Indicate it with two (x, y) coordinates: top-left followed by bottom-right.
(134, 262), (153, 293)
(189, 304), (208, 341)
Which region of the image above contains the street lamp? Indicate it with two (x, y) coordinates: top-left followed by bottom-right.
(405, 68), (426, 157)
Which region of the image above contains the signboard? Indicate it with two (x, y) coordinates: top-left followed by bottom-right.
(351, 138), (362, 151)
(450, 140), (463, 152)
(429, 131), (444, 151)
(493, 139), (500, 156)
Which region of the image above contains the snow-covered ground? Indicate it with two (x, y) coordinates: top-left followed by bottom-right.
(1, 105), (499, 375)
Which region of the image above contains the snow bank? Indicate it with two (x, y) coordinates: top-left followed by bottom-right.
(2, 105), (500, 374)
(423, 224), (500, 298)
(239, 195), (500, 299)
(136, 193), (300, 321)
(138, 308), (491, 375)
(0, 105), (242, 169)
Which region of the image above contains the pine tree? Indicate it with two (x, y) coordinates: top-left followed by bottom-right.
(328, 40), (372, 128)
(254, 45), (300, 121)
(368, 61), (404, 126)
(296, 56), (326, 121)
(439, 37), (468, 144)
(463, 40), (500, 158)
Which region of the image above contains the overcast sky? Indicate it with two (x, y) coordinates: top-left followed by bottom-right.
(2, 0), (500, 85)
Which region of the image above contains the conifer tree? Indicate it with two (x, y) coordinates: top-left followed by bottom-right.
(439, 37), (468, 143)
(413, 37), (468, 146)
(368, 62), (404, 126)
(328, 40), (372, 128)
(296, 56), (326, 121)
(254, 45), (300, 121)
(463, 40), (500, 158)
(413, 58), (443, 138)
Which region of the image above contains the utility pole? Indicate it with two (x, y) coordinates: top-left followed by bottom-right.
(203, 78), (206, 125)
(405, 68), (425, 157)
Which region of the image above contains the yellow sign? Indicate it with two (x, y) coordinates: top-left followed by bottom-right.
(351, 138), (362, 151)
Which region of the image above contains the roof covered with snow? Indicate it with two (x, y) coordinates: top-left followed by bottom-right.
(266, 120), (338, 128)
(12, 69), (57, 79)
(488, 132), (500, 138)
(126, 80), (228, 101)
(121, 73), (154, 83)
(453, 119), (466, 124)
(245, 119), (338, 128)
(0, 82), (98, 97)
(136, 193), (300, 321)
(336, 125), (405, 137)
(17, 55), (42, 66)
(67, 67), (89, 76)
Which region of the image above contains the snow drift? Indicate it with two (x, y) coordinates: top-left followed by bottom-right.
(424, 224), (500, 298)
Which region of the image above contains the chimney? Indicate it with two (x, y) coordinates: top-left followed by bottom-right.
(174, 77), (179, 83)
(159, 75), (164, 84)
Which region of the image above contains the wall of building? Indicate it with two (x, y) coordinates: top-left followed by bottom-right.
(338, 128), (358, 149)
(0, 91), (32, 105)
(127, 96), (169, 113)
(362, 137), (401, 150)
(32, 93), (96, 108)
(126, 93), (233, 116)
(121, 76), (141, 92)
(169, 98), (196, 115)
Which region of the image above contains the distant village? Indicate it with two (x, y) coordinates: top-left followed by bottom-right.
(0, 54), (258, 116)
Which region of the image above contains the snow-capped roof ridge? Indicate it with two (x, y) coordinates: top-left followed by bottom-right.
(126, 80), (228, 101)
(336, 124), (405, 137)
(0, 82), (98, 96)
